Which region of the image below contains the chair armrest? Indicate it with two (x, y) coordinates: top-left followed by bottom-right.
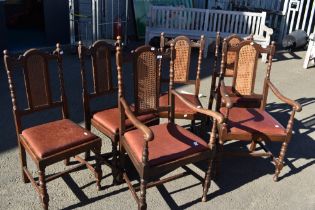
(219, 80), (233, 109)
(171, 89), (224, 123)
(119, 97), (154, 141)
(262, 25), (274, 36)
(267, 81), (302, 112)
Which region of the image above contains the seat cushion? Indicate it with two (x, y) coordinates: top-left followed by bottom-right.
(159, 93), (202, 115)
(222, 86), (262, 108)
(124, 123), (209, 166)
(22, 119), (97, 158)
(220, 107), (286, 140)
(92, 107), (158, 134)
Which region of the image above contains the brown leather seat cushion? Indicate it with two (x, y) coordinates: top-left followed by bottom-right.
(93, 107), (158, 134)
(222, 86), (262, 108)
(220, 107), (286, 138)
(159, 93), (202, 114)
(124, 123), (209, 166)
(22, 119), (97, 158)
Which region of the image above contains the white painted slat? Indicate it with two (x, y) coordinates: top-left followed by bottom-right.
(302, 0), (311, 31)
(230, 14), (235, 33)
(217, 13), (222, 32)
(252, 16), (256, 34)
(222, 13), (226, 32)
(307, 1), (315, 35)
(235, 14), (240, 33)
(192, 11), (196, 30)
(295, 0), (304, 30)
(227, 13), (231, 33)
(213, 13), (218, 32)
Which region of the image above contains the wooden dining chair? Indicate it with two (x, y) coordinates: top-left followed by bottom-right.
(116, 39), (224, 210)
(216, 40), (302, 181)
(208, 32), (256, 112)
(3, 45), (102, 209)
(78, 39), (159, 184)
(159, 33), (207, 134)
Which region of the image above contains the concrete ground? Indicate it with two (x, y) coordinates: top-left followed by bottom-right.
(0, 45), (314, 210)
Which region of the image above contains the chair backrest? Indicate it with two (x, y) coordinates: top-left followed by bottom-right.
(215, 33), (253, 75)
(160, 34), (205, 96)
(221, 39), (275, 98)
(3, 45), (68, 133)
(78, 40), (117, 129)
(132, 46), (162, 115)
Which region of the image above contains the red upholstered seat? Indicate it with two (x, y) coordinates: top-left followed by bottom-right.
(21, 119), (97, 158)
(93, 107), (158, 134)
(124, 123), (209, 166)
(222, 86), (263, 108)
(220, 107), (286, 139)
(159, 93), (202, 115)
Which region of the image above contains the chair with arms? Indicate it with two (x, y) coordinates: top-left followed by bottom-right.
(3, 45), (102, 209)
(217, 40), (302, 181)
(159, 33), (207, 134)
(78, 39), (159, 184)
(116, 39), (224, 209)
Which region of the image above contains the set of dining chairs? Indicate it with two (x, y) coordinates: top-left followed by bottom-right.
(3, 32), (301, 210)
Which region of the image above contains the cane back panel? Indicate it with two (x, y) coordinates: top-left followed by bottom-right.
(90, 41), (114, 94)
(173, 37), (191, 83)
(133, 46), (160, 115)
(233, 43), (259, 95)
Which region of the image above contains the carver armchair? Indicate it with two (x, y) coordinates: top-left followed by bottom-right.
(216, 40), (302, 181)
(116, 40), (224, 209)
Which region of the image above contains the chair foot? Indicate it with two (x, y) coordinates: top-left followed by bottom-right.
(94, 147), (102, 190)
(38, 169), (49, 210)
(202, 160), (212, 202)
(64, 158), (70, 166)
(139, 179), (147, 210)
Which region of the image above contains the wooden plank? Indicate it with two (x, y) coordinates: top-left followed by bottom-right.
(295, 0), (304, 30)
(302, 0), (311, 31)
(307, 1), (315, 35)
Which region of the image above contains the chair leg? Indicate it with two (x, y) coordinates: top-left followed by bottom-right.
(64, 158), (70, 166)
(213, 143), (223, 178)
(190, 120), (195, 132)
(139, 178), (147, 210)
(85, 151), (91, 160)
(202, 160), (213, 202)
(38, 168), (49, 210)
(93, 146), (102, 190)
(273, 141), (288, 182)
(19, 142), (29, 183)
(112, 140), (119, 185)
(117, 144), (126, 183)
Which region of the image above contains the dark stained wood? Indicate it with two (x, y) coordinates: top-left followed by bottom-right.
(78, 38), (159, 184)
(116, 39), (224, 210)
(216, 41), (302, 181)
(3, 45), (102, 209)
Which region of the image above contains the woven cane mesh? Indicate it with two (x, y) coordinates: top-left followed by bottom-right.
(136, 51), (158, 114)
(226, 38), (241, 74)
(235, 45), (257, 95)
(94, 46), (112, 93)
(25, 54), (49, 107)
(174, 40), (190, 82)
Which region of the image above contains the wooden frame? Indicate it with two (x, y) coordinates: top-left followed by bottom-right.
(3, 45), (102, 209)
(116, 39), (224, 209)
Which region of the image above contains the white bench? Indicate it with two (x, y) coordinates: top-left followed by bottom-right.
(303, 33), (315, 69)
(145, 6), (273, 60)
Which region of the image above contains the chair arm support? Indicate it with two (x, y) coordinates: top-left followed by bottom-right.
(119, 97), (154, 141)
(219, 80), (233, 109)
(171, 89), (224, 123)
(267, 81), (302, 112)
(262, 25), (274, 36)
